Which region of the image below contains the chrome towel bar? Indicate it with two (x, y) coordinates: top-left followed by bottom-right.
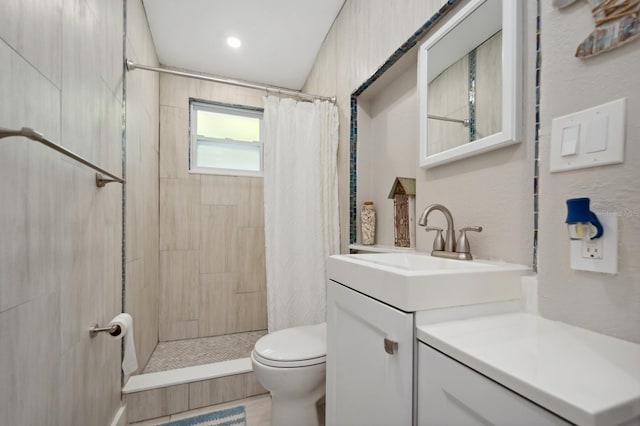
(0, 126), (125, 187)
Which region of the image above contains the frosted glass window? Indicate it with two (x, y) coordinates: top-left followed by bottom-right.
(190, 101), (263, 176)
(196, 140), (261, 172)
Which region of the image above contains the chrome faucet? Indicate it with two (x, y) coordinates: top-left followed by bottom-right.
(418, 204), (482, 260)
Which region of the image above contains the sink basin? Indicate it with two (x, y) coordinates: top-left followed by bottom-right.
(327, 252), (530, 312)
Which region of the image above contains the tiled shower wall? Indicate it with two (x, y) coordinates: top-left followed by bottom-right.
(1, 0), (122, 424)
(0, 0), (160, 423)
(158, 73), (267, 342)
(124, 0), (161, 371)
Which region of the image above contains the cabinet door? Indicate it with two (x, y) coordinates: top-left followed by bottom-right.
(418, 343), (572, 426)
(326, 280), (414, 426)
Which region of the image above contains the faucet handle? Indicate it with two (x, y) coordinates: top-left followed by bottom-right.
(456, 226), (483, 254)
(425, 226), (445, 251)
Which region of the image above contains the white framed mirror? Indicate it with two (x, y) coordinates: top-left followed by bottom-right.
(418, 0), (522, 169)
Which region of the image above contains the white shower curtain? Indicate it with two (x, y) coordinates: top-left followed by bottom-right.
(263, 96), (340, 332)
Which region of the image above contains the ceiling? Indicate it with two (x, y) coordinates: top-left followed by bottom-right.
(142, 0), (345, 91)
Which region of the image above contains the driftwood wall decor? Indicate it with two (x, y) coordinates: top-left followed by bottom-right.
(553, 0), (640, 57)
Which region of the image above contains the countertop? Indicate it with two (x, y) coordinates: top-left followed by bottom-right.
(417, 312), (640, 426)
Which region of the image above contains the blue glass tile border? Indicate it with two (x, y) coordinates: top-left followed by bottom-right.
(468, 48), (477, 142)
(349, 0), (462, 244)
(533, 0), (541, 272)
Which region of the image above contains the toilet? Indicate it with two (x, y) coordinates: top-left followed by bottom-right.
(251, 323), (327, 426)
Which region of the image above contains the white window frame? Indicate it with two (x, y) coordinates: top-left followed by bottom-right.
(189, 100), (264, 177)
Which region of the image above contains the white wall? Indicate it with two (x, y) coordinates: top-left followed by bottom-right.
(356, 63), (418, 246)
(538, 2), (640, 343)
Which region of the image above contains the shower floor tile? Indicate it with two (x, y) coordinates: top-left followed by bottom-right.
(143, 330), (267, 373)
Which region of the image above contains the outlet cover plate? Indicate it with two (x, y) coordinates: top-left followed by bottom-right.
(570, 214), (617, 274)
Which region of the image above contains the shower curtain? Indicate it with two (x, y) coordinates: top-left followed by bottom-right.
(263, 96), (340, 332)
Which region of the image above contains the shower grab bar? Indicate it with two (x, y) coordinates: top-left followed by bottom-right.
(0, 127), (125, 187)
(427, 114), (470, 127)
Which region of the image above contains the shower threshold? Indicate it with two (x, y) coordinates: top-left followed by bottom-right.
(124, 330), (268, 396)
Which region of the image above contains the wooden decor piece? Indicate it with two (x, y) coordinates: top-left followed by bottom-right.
(388, 178), (416, 248)
(553, 0), (640, 58)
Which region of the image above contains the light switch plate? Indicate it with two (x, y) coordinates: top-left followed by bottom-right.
(570, 214), (617, 274)
(550, 98), (625, 173)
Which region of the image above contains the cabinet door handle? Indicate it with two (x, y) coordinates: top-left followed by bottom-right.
(384, 338), (398, 355)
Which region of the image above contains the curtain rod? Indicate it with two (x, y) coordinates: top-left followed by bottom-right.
(125, 59), (336, 103)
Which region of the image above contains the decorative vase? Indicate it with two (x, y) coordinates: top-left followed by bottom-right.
(361, 201), (376, 245)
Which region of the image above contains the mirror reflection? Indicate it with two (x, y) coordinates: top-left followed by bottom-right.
(419, 0), (521, 169)
(427, 30), (502, 155)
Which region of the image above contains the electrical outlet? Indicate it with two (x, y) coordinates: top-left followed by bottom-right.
(582, 239), (603, 259)
(570, 214), (617, 274)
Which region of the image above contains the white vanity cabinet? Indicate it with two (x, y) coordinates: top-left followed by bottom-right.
(326, 279), (414, 426)
(417, 343), (571, 426)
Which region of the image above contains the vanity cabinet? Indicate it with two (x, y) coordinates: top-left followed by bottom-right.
(326, 279), (414, 426)
(417, 343), (571, 426)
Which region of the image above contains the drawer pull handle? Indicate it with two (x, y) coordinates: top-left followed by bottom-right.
(384, 338), (398, 355)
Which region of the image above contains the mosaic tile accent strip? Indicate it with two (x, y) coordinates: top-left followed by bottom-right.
(350, 96), (358, 245)
(349, 0), (462, 245)
(143, 330), (267, 373)
(533, 0), (541, 272)
(468, 48), (477, 142)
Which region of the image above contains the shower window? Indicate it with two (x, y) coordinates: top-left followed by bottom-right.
(190, 100), (264, 176)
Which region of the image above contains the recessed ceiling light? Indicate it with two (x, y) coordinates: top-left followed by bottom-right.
(227, 36), (242, 49)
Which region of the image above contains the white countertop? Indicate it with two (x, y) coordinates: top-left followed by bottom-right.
(417, 312), (640, 426)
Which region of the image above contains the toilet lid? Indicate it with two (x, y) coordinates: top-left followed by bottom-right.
(254, 323), (326, 367)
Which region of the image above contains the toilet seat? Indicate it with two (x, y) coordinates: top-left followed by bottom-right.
(253, 323), (326, 368)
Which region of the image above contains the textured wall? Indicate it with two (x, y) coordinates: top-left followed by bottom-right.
(0, 0), (124, 424)
(538, 2), (640, 343)
(158, 73), (267, 342)
(125, 0), (161, 371)
(356, 64), (418, 246)
(304, 0), (537, 266)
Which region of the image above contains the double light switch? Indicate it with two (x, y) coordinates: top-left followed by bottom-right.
(550, 98), (625, 173)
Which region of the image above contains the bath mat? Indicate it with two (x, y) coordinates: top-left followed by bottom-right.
(158, 405), (246, 426)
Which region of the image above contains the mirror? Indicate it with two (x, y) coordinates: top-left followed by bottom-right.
(418, 0), (522, 168)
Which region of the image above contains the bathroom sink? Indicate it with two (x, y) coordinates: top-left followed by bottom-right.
(327, 252), (530, 312)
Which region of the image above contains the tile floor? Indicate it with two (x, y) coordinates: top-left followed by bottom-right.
(128, 394), (272, 426)
(143, 331), (267, 373)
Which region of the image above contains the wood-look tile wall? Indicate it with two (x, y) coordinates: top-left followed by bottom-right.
(427, 55), (470, 155)
(124, 0), (161, 371)
(0, 0), (158, 424)
(125, 372), (266, 423)
(159, 73), (267, 341)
